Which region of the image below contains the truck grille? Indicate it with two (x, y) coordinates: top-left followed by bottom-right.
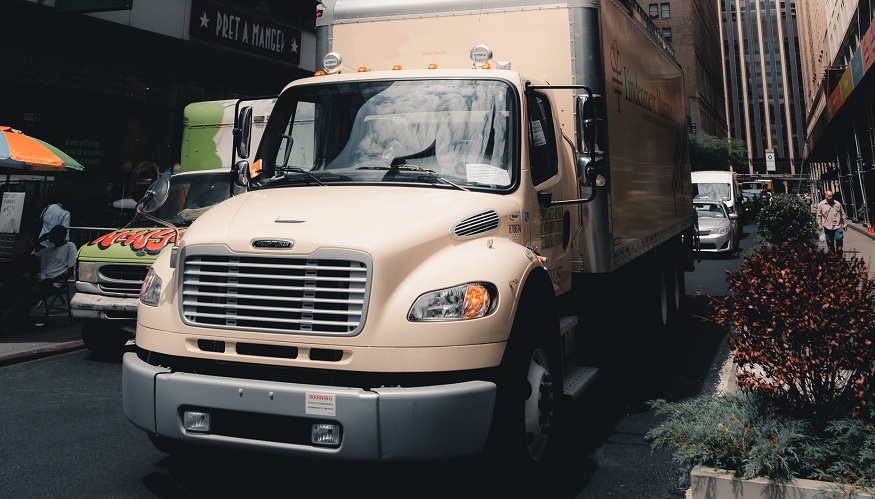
(180, 247), (370, 336)
(97, 263), (150, 295)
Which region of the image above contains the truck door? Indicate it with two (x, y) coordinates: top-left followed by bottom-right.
(528, 91), (573, 293)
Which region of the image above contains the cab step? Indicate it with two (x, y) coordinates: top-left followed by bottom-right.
(562, 365), (599, 400)
(557, 315), (599, 399)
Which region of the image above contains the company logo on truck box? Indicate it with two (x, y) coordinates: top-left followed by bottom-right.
(609, 40), (673, 120)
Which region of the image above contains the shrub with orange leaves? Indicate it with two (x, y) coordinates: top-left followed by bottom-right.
(710, 242), (875, 426)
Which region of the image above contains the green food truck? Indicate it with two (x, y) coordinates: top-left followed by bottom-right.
(71, 97), (275, 354)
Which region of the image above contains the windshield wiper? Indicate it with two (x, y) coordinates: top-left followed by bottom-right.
(272, 166), (326, 186)
(357, 161), (469, 191)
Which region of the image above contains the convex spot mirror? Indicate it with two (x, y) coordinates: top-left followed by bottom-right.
(138, 178), (170, 214)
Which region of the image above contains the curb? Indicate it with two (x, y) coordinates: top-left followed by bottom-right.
(849, 222), (875, 241)
(0, 340), (84, 368)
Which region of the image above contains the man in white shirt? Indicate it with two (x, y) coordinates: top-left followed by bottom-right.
(36, 194), (71, 249)
(1, 225), (76, 331)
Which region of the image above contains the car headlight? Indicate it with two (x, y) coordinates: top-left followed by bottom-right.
(408, 282), (497, 321)
(139, 267), (162, 307)
(77, 261), (96, 283)
(713, 225), (731, 234)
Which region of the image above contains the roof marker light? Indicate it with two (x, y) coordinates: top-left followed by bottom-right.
(357, 66), (370, 72)
(427, 63), (438, 69)
(392, 65), (403, 70)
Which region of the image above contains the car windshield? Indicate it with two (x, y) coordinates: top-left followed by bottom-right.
(250, 78), (518, 191)
(695, 203), (728, 219)
(693, 182), (731, 201)
(129, 172), (243, 227)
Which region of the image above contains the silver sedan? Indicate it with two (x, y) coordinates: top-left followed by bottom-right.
(695, 200), (739, 253)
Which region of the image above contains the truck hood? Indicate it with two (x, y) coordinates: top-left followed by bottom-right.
(77, 226), (183, 263)
(181, 186), (521, 254)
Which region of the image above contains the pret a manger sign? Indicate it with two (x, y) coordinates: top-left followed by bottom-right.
(189, 0), (302, 65)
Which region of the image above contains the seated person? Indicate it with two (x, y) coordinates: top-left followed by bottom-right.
(0, 225), (76, 331)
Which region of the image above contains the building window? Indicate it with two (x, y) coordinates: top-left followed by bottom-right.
(661, 3), (671, 19)
(662, 27), (672, 43)
(649, 3), (659, 17)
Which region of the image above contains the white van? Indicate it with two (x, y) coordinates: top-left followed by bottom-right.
(691, 170), (741, 215)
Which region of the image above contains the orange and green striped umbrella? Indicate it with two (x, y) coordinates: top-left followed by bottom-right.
(0, 126), (85, 172)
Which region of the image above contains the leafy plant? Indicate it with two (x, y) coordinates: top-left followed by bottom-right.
(688, 134), (747, 172)
(712, 242), (875, 425)
(647, 199), (875, 491)
(756, 193), (819, 246)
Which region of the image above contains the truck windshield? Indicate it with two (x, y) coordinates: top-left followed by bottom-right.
(129, 172), (242, 227)
(251, 79), (518, 191)
(693, 182), (731, 201)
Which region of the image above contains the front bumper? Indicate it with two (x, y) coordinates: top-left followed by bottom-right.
(70, 292), (138, 322)
(122, 352), (496, 461)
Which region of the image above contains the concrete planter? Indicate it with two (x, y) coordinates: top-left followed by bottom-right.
(689, 466), (875, 499)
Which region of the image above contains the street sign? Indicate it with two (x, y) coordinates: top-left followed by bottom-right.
(765, 149), (776, 172)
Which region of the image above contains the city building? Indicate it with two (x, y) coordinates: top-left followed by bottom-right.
(648, 0), (728, 139)
(0, 0), (317, 227)
(798, 0), (875, 227)
(718, 0), (807, 176)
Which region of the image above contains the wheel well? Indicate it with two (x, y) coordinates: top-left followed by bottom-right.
(507, 268), (560, 355)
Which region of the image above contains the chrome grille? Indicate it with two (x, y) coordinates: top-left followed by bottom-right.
(97, 263), (150, 295)
(180, 247), (370, 336)
(451, 210), (500, 238)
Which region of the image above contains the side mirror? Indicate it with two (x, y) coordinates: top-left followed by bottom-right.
(235, 106), (253, 160)
(137, 178), (170, 214)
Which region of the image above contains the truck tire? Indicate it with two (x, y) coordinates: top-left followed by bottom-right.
(81, 320), (130, 356)
(665, 258), (685, 328)
(487, 285), (565, 476)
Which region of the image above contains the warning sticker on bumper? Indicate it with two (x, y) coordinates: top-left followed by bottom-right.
(305, 392), (336, 416)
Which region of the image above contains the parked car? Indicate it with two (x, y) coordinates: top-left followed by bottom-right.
(694, 199), (739, 253)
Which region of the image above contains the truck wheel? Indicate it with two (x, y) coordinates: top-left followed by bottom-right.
(665, 259), (684, 328)
(81, 321), (130, 356)
(487, 294), (564, 475)
(657, 268), (670, 328)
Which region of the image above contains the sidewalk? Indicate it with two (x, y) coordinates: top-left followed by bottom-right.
(0, 311), (83, 367)
(2, 222), (875, 368)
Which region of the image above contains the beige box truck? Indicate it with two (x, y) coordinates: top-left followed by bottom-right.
(122, 0), (695, 476)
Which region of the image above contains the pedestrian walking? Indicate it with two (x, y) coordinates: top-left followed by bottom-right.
(816, 190), (848, 256)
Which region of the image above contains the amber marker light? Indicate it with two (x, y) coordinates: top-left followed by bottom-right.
(427, 63), (438, 69)
(463, 283), (491, 319)
(357, 67), (370, 72)
(392, 65), (403, 70)
(314, 70), (326, 76)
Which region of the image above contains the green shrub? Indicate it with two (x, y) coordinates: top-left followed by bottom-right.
(757, 193), (819, 246)
(647, 392), (875, 490)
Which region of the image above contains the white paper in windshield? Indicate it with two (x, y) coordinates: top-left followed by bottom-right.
(466, 164), (510, 185)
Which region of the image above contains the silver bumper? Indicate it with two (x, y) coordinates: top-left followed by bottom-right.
(70, 292), (138, 321)
(122, 352), (496, 461)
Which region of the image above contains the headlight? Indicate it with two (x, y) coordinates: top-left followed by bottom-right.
(77, 261), (96, 283)
(713, 225), (731, 235)
(139, 267), (162, 306)
(408, 282), (497, 321)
